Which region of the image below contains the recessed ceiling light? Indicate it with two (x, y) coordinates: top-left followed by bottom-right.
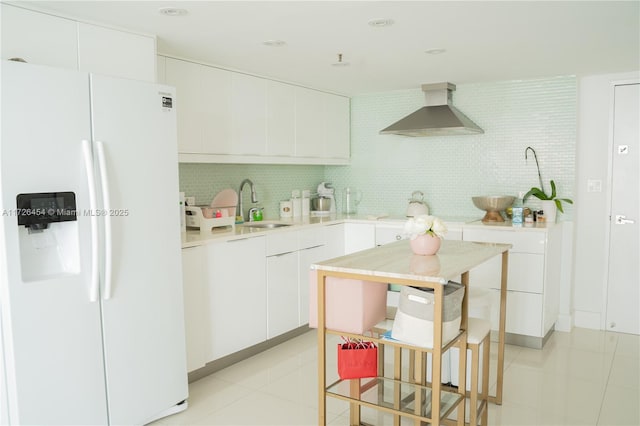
(263, 40), (287, 47)
(158, 7), (188, 17)
(368, 18), (394, 27)
(425, 48), (447, 55)
(331, 53), (350, 67)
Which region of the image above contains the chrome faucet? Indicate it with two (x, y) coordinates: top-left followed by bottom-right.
(238, 178), (258, 221)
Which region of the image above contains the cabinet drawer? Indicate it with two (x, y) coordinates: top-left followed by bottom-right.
(484, 290), (543, 337)
(505, 291), (544, 337)
(266, 231), (298, 256)
(469, 252), (544, 293)
(464, 228), (546, 254)
(299, 227), (324, 249)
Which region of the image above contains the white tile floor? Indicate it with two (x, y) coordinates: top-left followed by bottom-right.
(152, 328), (639, 426)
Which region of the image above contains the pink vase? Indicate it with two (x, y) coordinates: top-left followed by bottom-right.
(409, 234), (442, 255)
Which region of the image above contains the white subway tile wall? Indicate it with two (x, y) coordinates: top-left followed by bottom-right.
(326, 76), (577, 219)
(179, 76), (576, 220)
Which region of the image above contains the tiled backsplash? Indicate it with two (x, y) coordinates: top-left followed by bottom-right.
(179, 163), (324, 219)
(179, 76), (576, 221)
(326, 76), (577, 219)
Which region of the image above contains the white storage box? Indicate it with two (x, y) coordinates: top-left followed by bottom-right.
(391, 281), (465, 348)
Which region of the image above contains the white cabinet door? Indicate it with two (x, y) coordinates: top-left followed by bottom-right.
(504, 292), (543, 336)
(267, 251), (299, 338)
(207, 237), (266, 360)
(324, 94), (350, 159)
(1, 4), (78, 69)
(231, 73), (267, 155)
(266, 81), (296, 156)
(201, 65), (233, 154)
(295, 87), (350, 160)
(165, 58), (233, 155)
(295, 87), (324, 157)
(181, 246), (207, 372)
(78, 23), (156, 82)
(344, 223), (376, 254)
(324, 223), (345, 259)
(297, 228), (326, 327)
(165, 58), (204, 153)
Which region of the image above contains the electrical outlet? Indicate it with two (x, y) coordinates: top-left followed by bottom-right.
(587, 179), (602, 193)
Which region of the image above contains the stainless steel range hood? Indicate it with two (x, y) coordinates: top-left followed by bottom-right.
(379, 82), (483, 137)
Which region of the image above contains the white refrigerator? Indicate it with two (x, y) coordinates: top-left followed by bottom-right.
(0, 61), (188, 425)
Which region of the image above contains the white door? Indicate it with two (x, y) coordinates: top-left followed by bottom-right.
(606, 83), (640, 335)
(0, 62), (108, 425)
(89, 75), (188, 424)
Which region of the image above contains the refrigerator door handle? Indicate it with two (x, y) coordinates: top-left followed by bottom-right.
(96, 141), (113, 300)
(82, 140), (100, 302)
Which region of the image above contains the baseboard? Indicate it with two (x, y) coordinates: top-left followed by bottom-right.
(187, 325), (310, 383)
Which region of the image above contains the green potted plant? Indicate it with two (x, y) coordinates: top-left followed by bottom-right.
(523, 180), (573, 223)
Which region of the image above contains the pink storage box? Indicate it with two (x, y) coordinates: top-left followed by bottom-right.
(308, 270), (388, 334)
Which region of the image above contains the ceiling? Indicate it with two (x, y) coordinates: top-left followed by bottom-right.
(17, 1), (640, 96)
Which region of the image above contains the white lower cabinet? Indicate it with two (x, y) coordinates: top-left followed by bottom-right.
(344, 222), (376, 254)
(181, 246), (208, 372)
(463, 224), (563, 347)
(266, 228), (325, 338)
(266, 232), (299, 339)
(206, 236), (266, 360)
(298, 228), (326, 326)
(267, 251), (299, 338)
(323, 223), (345, 259)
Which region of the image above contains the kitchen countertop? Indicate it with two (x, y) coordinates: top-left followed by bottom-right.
(181, 213), (560, 248)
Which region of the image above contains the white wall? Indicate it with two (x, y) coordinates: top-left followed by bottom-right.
(573, 71), (640, 329)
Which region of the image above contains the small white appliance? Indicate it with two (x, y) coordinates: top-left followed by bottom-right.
(1, 61), (188, 425)
(311, 182), (336, 216)
(406, 190), (430, 217)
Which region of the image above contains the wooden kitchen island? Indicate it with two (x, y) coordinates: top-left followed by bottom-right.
(313, 239), (511, 425)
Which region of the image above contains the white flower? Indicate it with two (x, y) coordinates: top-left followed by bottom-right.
(404, 215), (448, 239)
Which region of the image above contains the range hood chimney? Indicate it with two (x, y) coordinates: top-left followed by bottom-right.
(379, 82), (483, 137)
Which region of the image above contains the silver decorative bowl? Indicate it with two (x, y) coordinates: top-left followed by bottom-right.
(472, 195), (516, 222)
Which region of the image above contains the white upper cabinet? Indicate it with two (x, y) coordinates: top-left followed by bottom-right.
(266, 81), (296, 156)
(164, 57), (204, 153)
(324, 93), (351, 159)
(1, 5), (156, 82)
(295, 87), (350, 160)
(164, 57), (233, 154)
(77, 23), (156, 82)
(1, 4), (78, 69)
(231, 73), (267, 155)
(295, 87), (325, 158)
(162, 55), (350, 164)
(201, 65), (233, 154)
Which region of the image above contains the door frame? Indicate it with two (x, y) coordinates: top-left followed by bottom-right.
(600, 78), (639, 330)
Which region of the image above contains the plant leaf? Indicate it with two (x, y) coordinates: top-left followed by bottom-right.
(550, 180), (557, 199)
(555, 198), (564, 213)
(524, 187), (549, 201)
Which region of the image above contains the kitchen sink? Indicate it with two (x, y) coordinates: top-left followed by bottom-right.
(243, 222), (292, 229)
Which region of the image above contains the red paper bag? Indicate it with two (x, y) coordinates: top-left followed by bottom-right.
(337, 340), (378, 380)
